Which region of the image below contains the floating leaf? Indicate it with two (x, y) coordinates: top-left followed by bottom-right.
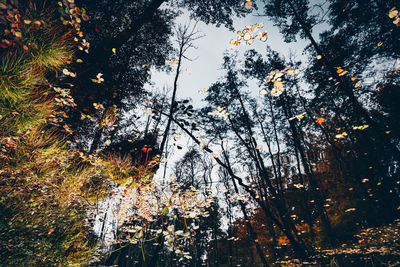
(245, 0), (252, 9)
(345, 208), (356, 213)
(82, 13), (90, 21)
(162, 206), (169, 216)
(388, 7), (399, 19)
(353, 125), (369, 130)
(335, 132), (348, 139)
(289, 112), (306, 121)
(315, 117), (325, 124)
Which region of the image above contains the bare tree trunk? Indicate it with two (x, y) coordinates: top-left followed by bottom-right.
(280, 90), (336, 246)
(229, 86), (309, 256)
(293, 146), (315, 238)
(159, 24), (201, 155)
(160, 110), (312, 258)
(227, 170), (270, 267)
(286, 0), (400, 161)
(159, 49), (182, 155)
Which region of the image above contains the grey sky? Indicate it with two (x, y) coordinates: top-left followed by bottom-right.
(148, 8), (315, 182)
(95, 2), (329, 241)
(148, 9), (311, 107)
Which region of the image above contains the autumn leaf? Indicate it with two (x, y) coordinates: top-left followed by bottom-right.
(336, 67), (344, 74)
(353, 125), (369, 130)
(315, 117), (325, 124)
(335, 132), (348, 139)
(245, 0), (252, 9)
(289, 112), (306, 121)
(388, 7), (399, 18)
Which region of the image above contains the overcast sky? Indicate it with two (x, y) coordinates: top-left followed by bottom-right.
(148, 8), (313, 105)
(147, 7), (318, 182)
(95, 3), (329, 239)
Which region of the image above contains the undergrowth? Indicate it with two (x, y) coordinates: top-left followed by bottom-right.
(0, 1), (145, 265)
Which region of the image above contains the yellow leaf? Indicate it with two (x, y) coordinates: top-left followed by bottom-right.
(388, 8), (398, 18)
(377, 41), (383, 47)
(353, 125), (369, 130)
(24, 20), (32, 24)
(345, 208), (356, 212)
(112, 48), (116, 54)
(335, 132), (347, 139)
(317, 55), (322, 59)
(274, 80), (285, 90)
(14, 32), (22, 38)
(354, 83), (360, 88)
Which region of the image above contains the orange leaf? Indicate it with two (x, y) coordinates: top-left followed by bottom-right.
(315, 117), (325, 125)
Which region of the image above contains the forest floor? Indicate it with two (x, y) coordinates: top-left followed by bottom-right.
(276, 219), (400, 266)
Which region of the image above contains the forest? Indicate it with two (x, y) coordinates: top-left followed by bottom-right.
(0, 0), (400, 266)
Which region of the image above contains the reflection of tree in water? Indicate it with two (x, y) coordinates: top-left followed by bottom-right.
(2, 0), (400, 266)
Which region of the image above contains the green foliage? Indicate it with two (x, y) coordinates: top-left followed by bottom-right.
(0, 1), (141, 265)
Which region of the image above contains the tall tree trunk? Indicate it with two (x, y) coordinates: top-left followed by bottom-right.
(286, 0), (400, 161)
(229, 87), (309, 256)
(162, 111), (312, 258)
(293, 146), (315, 238)
(229, 171), (270, 267)
(280, 91), (336, 246)
(159, 48), (183, 155)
